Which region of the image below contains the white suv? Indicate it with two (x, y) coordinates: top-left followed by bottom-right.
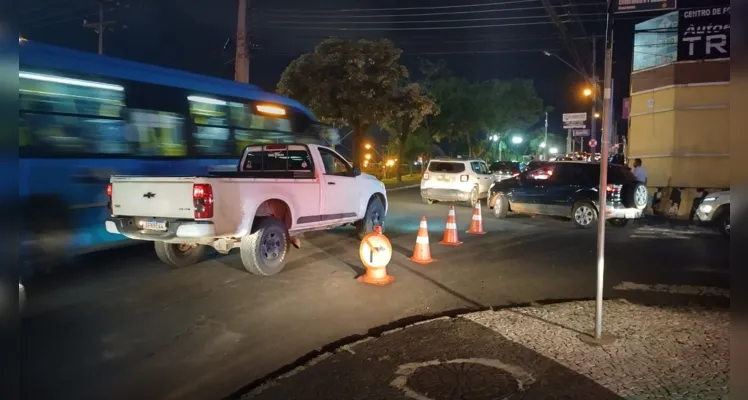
(695, 190), (730, 237)
(420, 158), (495, 207)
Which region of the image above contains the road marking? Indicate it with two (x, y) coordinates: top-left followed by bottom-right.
(613, 281), (729, 297)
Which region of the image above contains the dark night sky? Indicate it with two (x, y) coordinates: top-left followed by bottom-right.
(19, 0), (722, 146)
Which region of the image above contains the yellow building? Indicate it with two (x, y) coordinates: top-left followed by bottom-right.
(627, 8), (730, 219)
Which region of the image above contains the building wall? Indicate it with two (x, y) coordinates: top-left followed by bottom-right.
(627, 59), (729, 218)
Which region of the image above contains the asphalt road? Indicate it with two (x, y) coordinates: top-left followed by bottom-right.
(21, 187), (729, 400)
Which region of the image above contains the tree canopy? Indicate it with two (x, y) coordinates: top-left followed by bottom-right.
(277, 38), (408, 166)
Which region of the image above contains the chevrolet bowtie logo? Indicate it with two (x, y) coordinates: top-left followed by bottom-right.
(143, 192), (156, 198)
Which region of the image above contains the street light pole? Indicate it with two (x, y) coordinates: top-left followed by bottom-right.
(591, 36), (598, 154)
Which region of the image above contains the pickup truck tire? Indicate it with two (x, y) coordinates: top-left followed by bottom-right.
(240, 217), (289, 276)
(154, 242), (206, 268)
(356, 197), (386, 240)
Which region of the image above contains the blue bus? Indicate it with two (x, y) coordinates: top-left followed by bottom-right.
(19, 41), (334, 276)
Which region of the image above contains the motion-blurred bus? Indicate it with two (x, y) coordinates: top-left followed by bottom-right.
(19, 41), (336, 276)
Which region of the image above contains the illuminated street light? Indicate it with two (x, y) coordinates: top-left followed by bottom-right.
(491, 134), (499, 141)
(364, 153), (372, 160)
(539, 142), (546, 148)
(549, 147), (559, 154)
(386, 159), (395, 167)
(594, 112), (601, 118)
(363, 160), (369, 167)
(511, 136), (523, 144)
(364, 143), (372, 149)
(583, 88), (593, 97)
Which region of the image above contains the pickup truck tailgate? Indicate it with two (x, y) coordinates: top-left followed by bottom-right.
(111, 177), (197, 219)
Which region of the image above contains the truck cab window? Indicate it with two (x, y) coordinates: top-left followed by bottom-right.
(318, 148), (351, 177)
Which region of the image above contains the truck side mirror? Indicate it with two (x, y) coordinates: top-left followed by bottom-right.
(352, 166), (362, 177)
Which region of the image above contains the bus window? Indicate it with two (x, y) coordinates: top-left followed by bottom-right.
(188, 95), (231, 156)
(127, 109), (186, 156)
(19, 70), (127, 156)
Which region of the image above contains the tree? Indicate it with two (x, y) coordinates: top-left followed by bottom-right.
(277, 38), (408, 166)
(382, 83), (437, 181)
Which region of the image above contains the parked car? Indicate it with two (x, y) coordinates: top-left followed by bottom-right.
(421, 158), (495, 207)
(487, 161), (648, 228)
(489, 161), (521, 182)
(106, 143), (387, 275)
(695, 190), (730, 237)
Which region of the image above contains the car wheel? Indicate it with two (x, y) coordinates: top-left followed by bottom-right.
(623, 182), (648, 210)
(421, 197), (435, 205)
(465, 186), (479, 208)
(608, 218), (629, 228)
(240, 217), (290, 276)
(493, 194), (509, 219)
(356, 196), (386, 240)
(572, 201), (598, 229)
(154, 241), (206, 268)
(716, 207), (730, 237)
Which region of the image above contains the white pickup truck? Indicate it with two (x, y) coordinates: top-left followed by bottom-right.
(105, 144), (387, 275)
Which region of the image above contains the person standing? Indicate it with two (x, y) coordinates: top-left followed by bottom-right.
(632, 158), (648, 185)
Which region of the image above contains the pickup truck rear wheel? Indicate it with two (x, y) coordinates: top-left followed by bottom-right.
(240, 217), (290, 276)
(154, 242), (206, 268)
(356, 197), (386, 240)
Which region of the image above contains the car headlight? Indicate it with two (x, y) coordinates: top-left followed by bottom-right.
(703, 196), (718, 202)
(699, 204), (713, 213)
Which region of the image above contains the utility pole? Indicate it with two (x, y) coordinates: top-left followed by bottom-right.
(83, 1), (117, 55)
(234, 0), (250, 83)
(590, 35), (598, 155)
(544, 112), (549, 160)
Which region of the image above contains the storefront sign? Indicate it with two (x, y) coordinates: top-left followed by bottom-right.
(615, 0), (676, 14)
(678, 6), (730, 61)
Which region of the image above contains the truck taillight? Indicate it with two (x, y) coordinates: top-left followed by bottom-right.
(193, 184), (214, 219)
(106, 184), (113, 215)
(460, 175), (469, 182)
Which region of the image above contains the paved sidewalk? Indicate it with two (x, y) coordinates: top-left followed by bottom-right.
(241, 300), (728, 400)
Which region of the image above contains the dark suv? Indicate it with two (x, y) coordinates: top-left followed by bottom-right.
(487, 161), (648, 228)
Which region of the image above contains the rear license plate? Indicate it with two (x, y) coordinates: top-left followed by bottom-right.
(624, 211), (638, 219)
(438, 174), (447, 181)
(142, 220), (167, 231)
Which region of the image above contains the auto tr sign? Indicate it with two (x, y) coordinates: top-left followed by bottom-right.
(678, 6), (730, 61)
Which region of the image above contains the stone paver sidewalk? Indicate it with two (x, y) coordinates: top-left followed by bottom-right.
(240, 300), (728, 400)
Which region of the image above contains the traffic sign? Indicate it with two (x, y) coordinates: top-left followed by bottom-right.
(573, 129), (591, 137)
(588, 139), (598, 148)
(359, 229), (393, 270)
(562, 112), (587, 123)
(564, 123), (586, 130)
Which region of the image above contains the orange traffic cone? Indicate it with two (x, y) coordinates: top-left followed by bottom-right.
(439, 206), (463, 246)
(466, 201), (486, 235)
(410, 216), (436, 264)
(358, 225), (394, 285)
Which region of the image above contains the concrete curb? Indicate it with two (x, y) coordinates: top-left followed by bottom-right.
(385, 184), (420, 192)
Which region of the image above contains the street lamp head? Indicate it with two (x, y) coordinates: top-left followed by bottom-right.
(594, 112), (601, 118)
(583, 88), (593, 97)
(549, 147), (559, 154)
(511, 136), (523, 144)
(364, 143), (372, 149)
(364, 153), (372, 160)
(491, 134), (499, 141)
(542, 50), (552, 56)
(539, 142), (546, 148)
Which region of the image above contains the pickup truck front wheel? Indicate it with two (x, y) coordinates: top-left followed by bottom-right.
(356, 197), (385, 240)
(240, 217), (290, 276)
(154, 242), (206, 268)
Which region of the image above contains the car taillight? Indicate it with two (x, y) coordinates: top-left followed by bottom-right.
(423, 173), (430, 180)
(460, 175), (469, 182)
(606, 184), (621, 193)
(106, 184), (113, 215)
(193, 183), (214, 219)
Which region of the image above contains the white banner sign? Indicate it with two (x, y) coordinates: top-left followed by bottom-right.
(562, 112), (587, 123)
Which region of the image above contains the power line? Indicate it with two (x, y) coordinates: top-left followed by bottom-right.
(254, 47), (563, 57)
(253, 0), (605, 19)
(254, 0), (580, 13)
(256, 17), (608, 31)
(262, 12), (607, 26)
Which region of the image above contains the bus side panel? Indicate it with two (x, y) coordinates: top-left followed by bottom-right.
(19, 157), (230, 255)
